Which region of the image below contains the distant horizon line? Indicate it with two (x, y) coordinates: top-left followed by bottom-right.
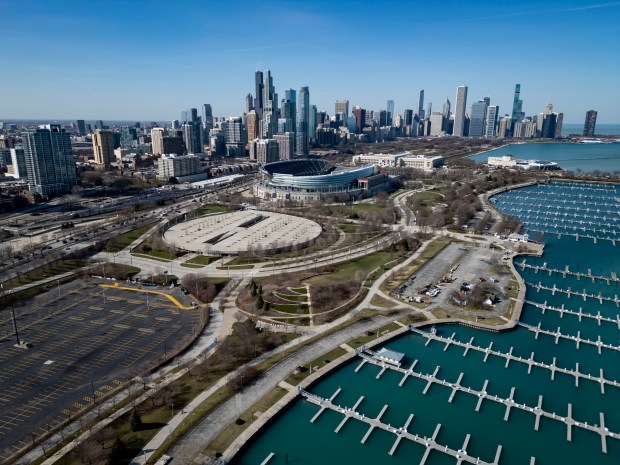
(1, 118), (619, 126)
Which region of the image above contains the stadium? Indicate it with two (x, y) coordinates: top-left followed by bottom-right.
(254, 159), (391, 203)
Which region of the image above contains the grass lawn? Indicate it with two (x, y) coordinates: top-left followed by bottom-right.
(181, 255), (219, 268)
(398, 313), (429, 325)
(305, 251), (395, 286)
(347, 322), (402, 349)
(288, 287), (307, 294)
(285, 347), (348, 386)
(3, 258), (89, 290)
(105, 224), (156, 253)
(273, 292), (308, 303)
(339, 223), (362, 233)
(369, 294), (399, 309)
(191, 204), (232, 217)
(271, 317), (310, 326)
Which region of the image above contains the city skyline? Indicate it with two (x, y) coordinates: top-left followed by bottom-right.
(1, 0), (619, 123)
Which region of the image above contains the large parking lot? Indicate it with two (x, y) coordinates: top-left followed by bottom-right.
(0, 280), (200, 464)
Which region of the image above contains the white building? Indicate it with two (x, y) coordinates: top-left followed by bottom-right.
(487, 155), (560, 171)
(157, 154), (201, 180)
(352, 151), (443, 171)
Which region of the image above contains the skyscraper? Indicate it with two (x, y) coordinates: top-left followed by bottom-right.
(22, 124), (77, 197)
(484, 106), (499, 138)
(511, 84), (525, 126)
(583, 110), (597, 137)
(182, 122), (203, 154)
(417, 90), (425, 119)
(225, 117), (245, 157)
(335, 100), (349, 118)
(555, 113), (564, 139)
(282, 88), (297, 133)
(120, 126), (136, 150)
(92, 129), (114, 167)
(386, 100), (395, 126)
(10, 148), (26, 179)
(151, 128), (165, 155)
(246, 111), (259, 142)
(442, 98), (451, 118)
(203, 104), (213, 129)
(309, 105), (317, 144)
(296, 86), (310, 156)
(453, 86), (468, 137)
(76, 119), (86, 136)
(353, 107), (366, 134)
(274, 132), (295, 161)
(245, 94), (254, 114)
(469, 100), (488, 138)
(261, 70), (278, 138)
(255, 70), (264, 120)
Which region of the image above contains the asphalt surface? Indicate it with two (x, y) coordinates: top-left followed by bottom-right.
(0, 279), (201, 465)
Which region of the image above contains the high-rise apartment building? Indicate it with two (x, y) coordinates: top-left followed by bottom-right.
(92, 129), (114, 166)
(120, 126), (136, 150)
(182, 122), (203, 154)
(282, 89), (297, 133)
(226, 117), (245, 157)
(151, 128), (165, 155)
(246, 111), (259, 142)
(162, 136), (185, 155)
(274, 132), (295, 161)
(309, 105), (317, 144)
(484, 106), (499, 138)
(158, 154), (201, 180)
(469, 100), (488, 138)
(417, 90), (425, 119)
(296, 86), (309, 156)
(497, 117), (511, 139)
(22, 125), (77, 197)
(583, 110), (597, 137)
(453, 86), (468, 137)
(10, 148), (26, 179)
(255, 139), (279, 164)
(335, 100), (349, 118)
(555, 113), (564, 138)
(511, 84), (525, 127)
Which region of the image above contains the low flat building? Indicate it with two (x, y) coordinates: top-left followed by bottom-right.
(352, 151), (443, 171)
(488, 154), (559, 171)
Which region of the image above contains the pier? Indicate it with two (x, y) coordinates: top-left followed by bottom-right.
(406, 327), (620, 391)
(518, 262), (620, 285)
(299, 387), (505, 464)
(351, 349), (617, 454)
(527, 281), (620, 306)
(525, 300), (620, 327)
(518, 321), (620, 354)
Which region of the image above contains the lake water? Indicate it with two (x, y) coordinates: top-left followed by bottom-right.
(470, 142), (620, 173)
(231, 181), (620, 465)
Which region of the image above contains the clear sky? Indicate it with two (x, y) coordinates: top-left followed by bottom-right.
(1, 0), (619, 123)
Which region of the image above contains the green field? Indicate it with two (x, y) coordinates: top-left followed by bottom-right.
(105, 224), (156, 253)
(305, 251), (395, 286)
(181, 255), (219, 268)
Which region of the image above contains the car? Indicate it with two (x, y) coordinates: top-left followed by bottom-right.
(143, 282), (157, 287)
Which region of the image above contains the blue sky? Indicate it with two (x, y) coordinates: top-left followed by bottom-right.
(1, 0), (619, 123)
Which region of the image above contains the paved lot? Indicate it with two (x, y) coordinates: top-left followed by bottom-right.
(0, 280), (200, 464)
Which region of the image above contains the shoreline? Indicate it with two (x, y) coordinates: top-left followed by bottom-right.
(222, 180), (548, 463)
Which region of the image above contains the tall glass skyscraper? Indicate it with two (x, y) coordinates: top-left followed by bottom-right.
(583, 110), (597, 137)
(484, 105), (499, 138)
(22, 124), (77, 198)
(453, 86), (468, 137)
(511, 84), (525, 125)
(386, 100), (394, 126)
(469, 100), (488, 138)
(296, 86), (310, 156)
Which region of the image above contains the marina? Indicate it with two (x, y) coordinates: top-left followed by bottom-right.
(231, 181), (619, 465)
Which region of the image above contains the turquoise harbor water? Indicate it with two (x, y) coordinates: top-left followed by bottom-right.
(232, 181), (620, 465)
(470, 142), (620, 173)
